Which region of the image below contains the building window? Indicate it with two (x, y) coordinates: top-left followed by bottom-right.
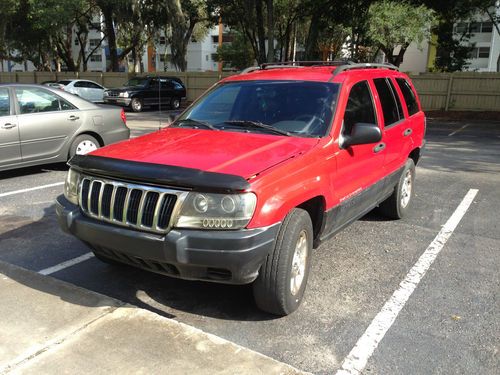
(160, 36), (166, 45)
(478, 47), (490, 58)
(91, 22), (101, 30)
(90, 54), (102, 62)
(211, 53), (218, 61)
(469, 22), (481, 33)
(481, 22), (493, 33)
(454, 22), (468, 34)
(74, 38), (79, 46)
(212, 35), (219, 43)
(89, 39), (101, 49)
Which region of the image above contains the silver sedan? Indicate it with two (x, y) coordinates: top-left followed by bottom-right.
(0, 84), (130, 172)
(58, 79), (106, 102)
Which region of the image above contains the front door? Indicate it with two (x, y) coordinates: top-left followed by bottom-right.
(14, 87), (81, 162)
(331, 80), (386, 230)
(0, 87), (21, 167)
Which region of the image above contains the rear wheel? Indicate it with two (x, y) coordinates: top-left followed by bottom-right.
(69, 134), (99, 158)
(379, 158), (415, 219)
(253, 208), (313, 316)
(130, 97), (143, 112)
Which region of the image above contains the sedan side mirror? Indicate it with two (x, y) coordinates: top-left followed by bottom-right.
(341, 122), (382, 148)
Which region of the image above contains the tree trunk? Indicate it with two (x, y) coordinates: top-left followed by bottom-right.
(305, 12), (321, 60)
(101, 4), (118, 71)
(266, 0), (274, 62)
(255, 0), (267, 64)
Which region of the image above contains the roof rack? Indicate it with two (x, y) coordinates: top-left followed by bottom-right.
(332, 62), (399, 77)
(240, 60), (354, 74)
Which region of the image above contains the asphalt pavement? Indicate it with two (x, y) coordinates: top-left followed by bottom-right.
(0, 112), (498, 374)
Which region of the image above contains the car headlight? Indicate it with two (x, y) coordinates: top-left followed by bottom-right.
(64, 168), (81, 205)
(119, 92), (129, 98)
(175, 192), (256, 230)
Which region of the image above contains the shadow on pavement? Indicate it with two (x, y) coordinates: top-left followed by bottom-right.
(0, 204), (276, 323)
(0, 163), (68, 180)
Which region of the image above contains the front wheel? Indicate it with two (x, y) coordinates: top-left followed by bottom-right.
(130, 97), (143, 112)
(379, 158), (415, 219)
(170, 97), (181, 109)
(253, 208), (313, 316)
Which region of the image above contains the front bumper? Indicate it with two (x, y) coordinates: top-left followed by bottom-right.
(104, 97), (131, 106)
(56, 195), (279, 284)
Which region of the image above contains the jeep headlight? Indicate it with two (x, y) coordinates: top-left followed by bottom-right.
(64, 168), (81, 205)
(119, 92), (129, 98)
(175, 192), (256, 230)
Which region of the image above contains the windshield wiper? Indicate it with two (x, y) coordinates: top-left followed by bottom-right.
(175, 118), (218, 130)
(223, 120), (291, 136)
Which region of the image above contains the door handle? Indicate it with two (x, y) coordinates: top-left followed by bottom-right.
(2, 123), (16, 129)
(373, 142), (386, 153)
(403, 128), (412, 136)
(68, 115), (80, 121)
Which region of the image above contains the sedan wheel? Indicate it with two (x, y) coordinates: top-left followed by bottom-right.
(69, 134), (100, 159)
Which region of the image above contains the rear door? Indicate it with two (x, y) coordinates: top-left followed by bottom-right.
(14, 87), (82, 162)
(73, 81), (91, 101)
(86, 81), (105, 102)
(332, 80), (386, 228)
(373, 77), (406, 173)
(0, 87), (21, 167)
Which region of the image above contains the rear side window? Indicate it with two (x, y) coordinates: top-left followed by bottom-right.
(396, 78), (419, 116)
(74, 81), (87, 88)
(374, 78), (402, 126)
(343, 81), (376, 136)
(0, 88), (10, 117)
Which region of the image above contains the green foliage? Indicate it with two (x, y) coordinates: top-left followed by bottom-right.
(215, 32), (254, 70)
(368, 1), (435, 66)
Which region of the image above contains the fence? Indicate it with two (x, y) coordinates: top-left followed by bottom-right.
(1, 70), (500, 111)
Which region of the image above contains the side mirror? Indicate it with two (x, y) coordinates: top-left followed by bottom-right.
(166, 113), (179, 124)
(341, 122), (381, 148)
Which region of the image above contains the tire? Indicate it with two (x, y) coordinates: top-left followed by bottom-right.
(130, 97), (143, 112)
(170, 97), (181, 109)
(379, 158), (415, 219)
(253, 208), (313, 316)
(69, 134), (100, 158)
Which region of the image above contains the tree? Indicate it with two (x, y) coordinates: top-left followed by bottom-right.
(215, 31), (254, 69)
(368, 1), (435, 67)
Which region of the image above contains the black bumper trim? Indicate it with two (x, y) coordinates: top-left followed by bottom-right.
(68, 155), (251, 193)
(56, 195), (279, 284)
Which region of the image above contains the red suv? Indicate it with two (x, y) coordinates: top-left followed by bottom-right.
(57, 62), (425, 316)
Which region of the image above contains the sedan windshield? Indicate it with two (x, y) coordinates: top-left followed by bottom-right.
(175, 80), (340, 137)
(124, 78), (149, 87)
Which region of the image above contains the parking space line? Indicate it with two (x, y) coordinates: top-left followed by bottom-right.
(336, 188), (479, 375)
(39, 252), (94, 275)
(0, 182), (64, 198)
(448, 124), (469, 136)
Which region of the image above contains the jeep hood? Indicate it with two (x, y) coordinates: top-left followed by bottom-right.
(90, 127), (319, 179)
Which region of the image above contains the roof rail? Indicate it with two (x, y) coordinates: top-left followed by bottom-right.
(332, 62), (399, 77)
(240, 60), (354, 74)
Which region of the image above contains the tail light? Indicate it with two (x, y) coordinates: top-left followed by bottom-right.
(120, 108), (127, 125)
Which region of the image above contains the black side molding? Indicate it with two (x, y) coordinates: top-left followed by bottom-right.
(68, 155), (251, 193)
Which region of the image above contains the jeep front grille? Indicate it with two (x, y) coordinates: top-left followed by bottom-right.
(79, 176), (185, 234)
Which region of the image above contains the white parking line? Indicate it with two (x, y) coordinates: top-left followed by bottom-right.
(336, 188), (478, 375)
(39, 252), (94, 275)
(448, 124), (469, 136)
(0, 182), (64, 198)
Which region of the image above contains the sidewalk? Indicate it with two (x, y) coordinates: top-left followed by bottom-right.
(0, 260), (306, 375)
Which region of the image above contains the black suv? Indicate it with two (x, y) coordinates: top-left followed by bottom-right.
(104, 76), (187, 112)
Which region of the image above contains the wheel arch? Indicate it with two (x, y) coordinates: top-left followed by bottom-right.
(296, 195), (326, 249)
(409, 147), (421, 165)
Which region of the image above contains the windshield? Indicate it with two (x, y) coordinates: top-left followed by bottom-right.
(175, 80), (339, 137)
(124, 78), (149, 87)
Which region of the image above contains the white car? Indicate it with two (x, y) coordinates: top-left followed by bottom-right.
(58, 79), (106, 103)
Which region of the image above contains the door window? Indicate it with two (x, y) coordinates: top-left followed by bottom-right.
(74, 81), (87, 88)
(343, 81), (376, 136)
(15, 88), (75, 114)
(86, 82), (103, 89)
(374, 78), (403, 127)
(396, 78), (419, 116)
(0, 88), (10, 117)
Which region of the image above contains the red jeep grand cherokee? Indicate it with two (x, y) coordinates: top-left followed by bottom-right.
(56, 62), (425, 316)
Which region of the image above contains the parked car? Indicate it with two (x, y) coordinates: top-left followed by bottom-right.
(0, 84), (129, 172)
(56, 62), (425, 316)
(58, 79), (107, 103)
(103, 76), (187, 112)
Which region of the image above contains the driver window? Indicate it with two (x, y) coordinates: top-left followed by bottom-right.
(0, 88), (10, 117)
(15, 88), (74, 114)
(343, 81), (376, 136)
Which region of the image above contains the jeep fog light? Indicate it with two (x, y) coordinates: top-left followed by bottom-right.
(64, 168), (81, 205)
(175, 192), (256, 230)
